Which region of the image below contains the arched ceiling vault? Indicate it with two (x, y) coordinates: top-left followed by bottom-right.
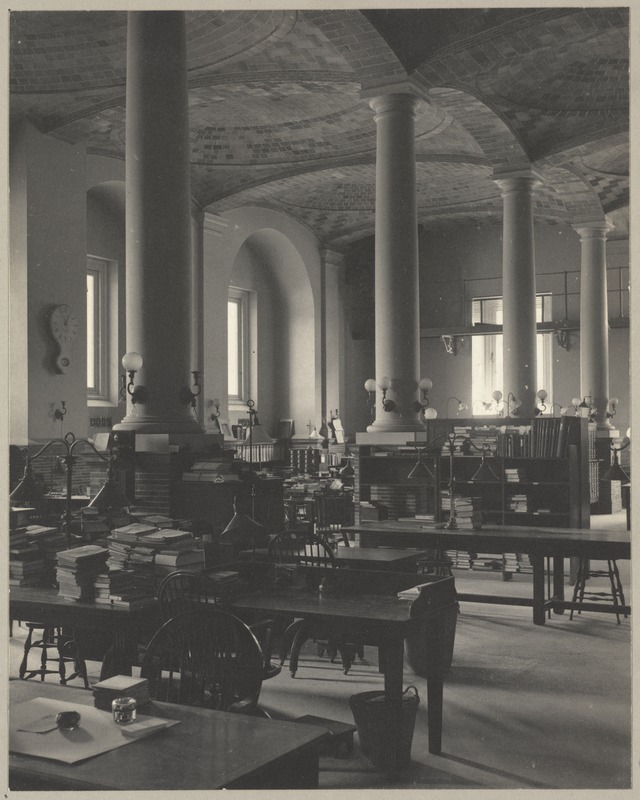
(10, 7), (629, 246)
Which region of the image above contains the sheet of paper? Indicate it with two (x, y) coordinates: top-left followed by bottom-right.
(10, 697), (179, 764)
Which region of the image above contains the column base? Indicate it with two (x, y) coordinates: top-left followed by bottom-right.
(114, 414), (203, 436)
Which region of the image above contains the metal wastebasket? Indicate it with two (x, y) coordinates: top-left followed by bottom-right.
(349, 685), (419, 769)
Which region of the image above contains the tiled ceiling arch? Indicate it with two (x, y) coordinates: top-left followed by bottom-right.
(9, 7), (629, 247)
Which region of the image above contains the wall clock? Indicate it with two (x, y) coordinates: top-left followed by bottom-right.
(49, 304), (79, 373)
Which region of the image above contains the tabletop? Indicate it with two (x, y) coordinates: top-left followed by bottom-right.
(9, 680), (325, 791)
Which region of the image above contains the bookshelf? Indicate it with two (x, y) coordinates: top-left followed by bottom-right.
(353, 416), (590, 530)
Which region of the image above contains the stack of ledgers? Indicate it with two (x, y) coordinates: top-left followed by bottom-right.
(55, 544), (109, 601)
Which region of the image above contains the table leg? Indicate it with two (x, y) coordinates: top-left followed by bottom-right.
(530, 554), (547, 625)
(422, 615), (445, 755)
(552, 556), (565, 615)
(383, 641), (404, 779)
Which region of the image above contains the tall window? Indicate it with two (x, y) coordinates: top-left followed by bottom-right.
(87, 256), (111, 401)
(228, 287), (249, 403)
(472, 295), (552, 414)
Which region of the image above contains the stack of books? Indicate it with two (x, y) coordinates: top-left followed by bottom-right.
(505, 467), (527, 483)
(443, 549), (472, 569)
(9, 528), (46, 586)
(24, 524), (67, 585)
(181, 458), (239, 484)
(79, 507), (112, 540)
(95, 567), (156, 609)
(55, 544), (109, 601)
(207, 569), (244, 599)
(92, 674), (151, 711)
(138, 528), (205, 575)
(441, 492), (475, 529)
(471, 553), (504, 571)
(508, 494), (529, 513)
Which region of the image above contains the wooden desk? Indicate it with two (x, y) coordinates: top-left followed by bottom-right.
(346, 521), (631, 625)
(321, 545), (426, 571)
(229, 571), (458, 776)
(9, 587), (160, 679)
(9, 681), (324, 790)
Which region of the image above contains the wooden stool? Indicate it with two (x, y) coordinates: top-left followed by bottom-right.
(19, 624), (89, 687)
(570, 558), (627, 624)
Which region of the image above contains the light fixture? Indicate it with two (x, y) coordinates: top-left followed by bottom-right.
(549, 403), (564, 417)
(602, 434), (630, 483)
(180, 370), (202, 408)
(407, 446), (435, 481)
(364, 378), (377, 423)
(414, 377), (434, 416)
(9, 456), (46, 512)
(506, 392), (521, 417)
(574, 395), (596, 420)
(436, 430), (468, 530)
(120, 352), (147, 404)
(378, 376), (395, 412)
(491, 390), (504, 416)
(468, 444), (501, 482)
(220, 496), (266, 557)
(554, 328), (572, 351)
(87, 453), (131, 516)
(535, 389), (548, 415)
(442, 335), (461, 356)
(606, 397), (619, 420)
(446, 396), (468, 418)
(10, 433), (129, 545)
(54, 400), (67, 422)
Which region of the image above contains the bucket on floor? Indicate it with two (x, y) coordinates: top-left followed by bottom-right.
(349, 685), (419, 770)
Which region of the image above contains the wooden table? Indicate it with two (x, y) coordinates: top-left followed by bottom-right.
(346, 521), (631, 625)
(314, 545), (427, 571)
(229, 571), (458, 777)
(9, 681), (325, 790)
(9, 586), (160, 679)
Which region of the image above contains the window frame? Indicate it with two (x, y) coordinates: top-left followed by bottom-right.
(87, 255), (112, 403)
(228, 286), (250, 405)
(471, 294), (553, 415)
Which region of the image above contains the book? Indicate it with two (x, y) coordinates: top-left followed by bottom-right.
(154, 550), (205, 567)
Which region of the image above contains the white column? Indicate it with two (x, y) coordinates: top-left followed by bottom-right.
(575, 221), (612, 429)
(116, 11), (200, 434)
(367, 92), (423, 432)
(320, 249), (346, 430)
(494, 169), (539, 418)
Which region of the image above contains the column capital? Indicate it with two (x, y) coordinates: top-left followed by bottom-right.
(492, 166), (542, 194)
(572, 219), (613, 240)
(365, 91), (425, 121)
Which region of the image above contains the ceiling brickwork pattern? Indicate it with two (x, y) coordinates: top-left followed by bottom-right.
(10, 8), (629, 247)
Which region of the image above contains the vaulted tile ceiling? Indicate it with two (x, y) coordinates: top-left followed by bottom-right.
(10, 7), (629, 248)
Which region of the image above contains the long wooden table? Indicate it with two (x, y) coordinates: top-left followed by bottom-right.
(346, 521), (631, 625)
(9, 586), (160, 679)
(229, 570), (458, 777)
(9, 681), (325, 790)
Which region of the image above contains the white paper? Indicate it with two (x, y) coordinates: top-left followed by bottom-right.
(10, 697), (179, 763)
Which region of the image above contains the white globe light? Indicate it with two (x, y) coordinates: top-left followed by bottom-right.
(423, 407), (438, 419)
(122, 351), (143, 371)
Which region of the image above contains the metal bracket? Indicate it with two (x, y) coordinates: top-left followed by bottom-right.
(442, 335), (461, 356)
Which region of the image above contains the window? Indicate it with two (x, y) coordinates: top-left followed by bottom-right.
(87, 256), (112, 401)
(228, 287), (250, 403)
(472, 295), (552, 414)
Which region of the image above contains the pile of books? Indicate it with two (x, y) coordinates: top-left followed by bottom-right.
(505, 467), (527, 483)
(508, 494), (529, 513)
(9, 527), (46, 586)
(24, 524), (68, 585)
(92, 674), (151, 711)
(207, 569), (244, 600)
(471, 553), (504, 571)
(138, 528), (204, 575)
(55, 544), (109, 601)
(94, 567), (156, 609)
(443, 549), (472, 569)
(441, 492), (475, 528)
(181, 457), (239, 484)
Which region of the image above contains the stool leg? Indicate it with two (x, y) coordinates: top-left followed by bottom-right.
(606, 561), (622, 624)
(611, 561), (627, 618)
(570, 558), (586, 620)
(19, 625), (35, 679)
(289, 624), (310, 677)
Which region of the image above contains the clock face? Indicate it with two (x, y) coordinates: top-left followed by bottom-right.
(49, 304), (79, 344)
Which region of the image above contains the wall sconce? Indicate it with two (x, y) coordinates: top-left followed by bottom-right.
(119, 352), (147, 404)
(180, 370), (202, 408)
(378, 376), (395, 412)
(506, 392), (521, 417)
(535, 389), (548, 415)
(606, 397), (619, 420)
(413, 377), (433, 416)
(54, 401), (67, 422)
(492, 390), (504, 416)
(602, 433), (630, 482)
(364, 378), (377, 423)
(209, 398), (221, 421)
(442, 335), (461, 356)
(554, 328), (572, 351)
(549, 403), (564, 417)
(446, 396), (468, 418)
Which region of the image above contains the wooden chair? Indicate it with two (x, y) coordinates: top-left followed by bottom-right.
(156, 570), (281, 680)
(268, 532), (362, 677)
(140, 607), (264, 714)
(313, 491), (353, 547)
